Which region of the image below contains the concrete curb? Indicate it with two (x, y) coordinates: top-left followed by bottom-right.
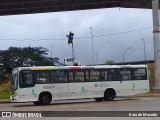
(0, 99), (10, 104)
(136, 94), (160, 97)
(136, 91), (160, 97)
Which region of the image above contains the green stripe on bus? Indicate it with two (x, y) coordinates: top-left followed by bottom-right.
(82, 86), (85, 92)
(31, 67), (58, 70)
(32, 89), (35, 94)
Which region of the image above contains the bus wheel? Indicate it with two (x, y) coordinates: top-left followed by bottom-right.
(39, 93), (52, 105)
(94, 98), (103, 102)
(104, 89), (116, 101)
(33, 101), (41, 105)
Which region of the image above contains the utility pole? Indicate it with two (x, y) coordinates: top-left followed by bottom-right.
(95, 53), (98, 64)
(142, 38), (146, 61)
(90, 27), (94, 65)
(71, 41), (75, 65)
(123, 47), (132, 64)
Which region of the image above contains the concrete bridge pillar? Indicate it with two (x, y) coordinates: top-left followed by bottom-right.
(152, 0), (160, 89)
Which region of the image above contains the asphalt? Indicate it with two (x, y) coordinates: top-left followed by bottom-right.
(0, 90), (159, 104)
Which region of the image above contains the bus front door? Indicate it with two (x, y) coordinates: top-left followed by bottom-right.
(19, 71), (37, 102)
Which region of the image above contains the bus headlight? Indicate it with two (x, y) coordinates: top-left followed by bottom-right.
(10, 91), (18, 97)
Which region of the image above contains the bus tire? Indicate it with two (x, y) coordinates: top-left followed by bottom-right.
(33, 101), (41, 105)
(104, 89), (116, 101)
(39, 92), (52, 105)
(94, 98), (103, 101)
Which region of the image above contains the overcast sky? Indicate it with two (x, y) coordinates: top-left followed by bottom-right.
(0, 8), (154, 65)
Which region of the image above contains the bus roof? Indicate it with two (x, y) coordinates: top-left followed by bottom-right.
(15, 65), (147, 71)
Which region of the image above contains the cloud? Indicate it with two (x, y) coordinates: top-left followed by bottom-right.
(0, 8), (154, 64)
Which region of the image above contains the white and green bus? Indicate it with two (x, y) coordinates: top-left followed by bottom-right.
(10, 65), (150, 105)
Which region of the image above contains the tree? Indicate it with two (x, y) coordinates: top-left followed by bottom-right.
(0, 46), (61, 74)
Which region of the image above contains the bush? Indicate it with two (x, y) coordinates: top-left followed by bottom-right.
(0, 80), (11, 99)
(0, 71), (11, 84)
(0, 81), (11, 92)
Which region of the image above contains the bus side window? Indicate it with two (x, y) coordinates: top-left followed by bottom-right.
(75, 71), (84, 82)
(117, 69), (131, 81)
(100, 70), (107, 81)
(85, 70), (90, 82)
(90, 70), (101, 81)
(50, 71), (58, 83)
(117, 69), (122, 80)
(107, 69), (117, 81)
(133, 68), (147, 80)
(36, 71), (50, 84)
(50, 70), (67, 83)
(58, 71), (67, 83)
(69, 71), (75, 82)
(99, 75), (105, 81)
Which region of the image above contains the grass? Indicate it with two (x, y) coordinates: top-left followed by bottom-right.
(136, 90), (160, 97)
(0, 91), (10, 99)
(0, 81), (10, 99)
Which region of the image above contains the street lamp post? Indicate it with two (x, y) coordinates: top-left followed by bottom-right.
(90, 27), (94, 65)
(95, 53), (98, 64)
(123, 47), (132, 64)
(142, 38), (146, 61)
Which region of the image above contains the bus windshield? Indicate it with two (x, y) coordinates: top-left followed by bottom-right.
(11, 70), (18, 91)
(19, 70), (35, 88)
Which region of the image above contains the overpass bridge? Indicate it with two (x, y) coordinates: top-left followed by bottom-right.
(0, 0), (155, 16)
(0, 0), (160, 89)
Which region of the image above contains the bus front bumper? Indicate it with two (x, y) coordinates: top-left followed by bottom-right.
(10, 96), (19, 102)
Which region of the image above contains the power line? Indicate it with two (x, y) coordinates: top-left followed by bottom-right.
(0, 25), (155, 41)
(0, 38), (67, 41)
(91, 26), (154, 38)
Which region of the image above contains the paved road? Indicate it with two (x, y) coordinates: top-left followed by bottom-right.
(0, 97), (160, 120)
